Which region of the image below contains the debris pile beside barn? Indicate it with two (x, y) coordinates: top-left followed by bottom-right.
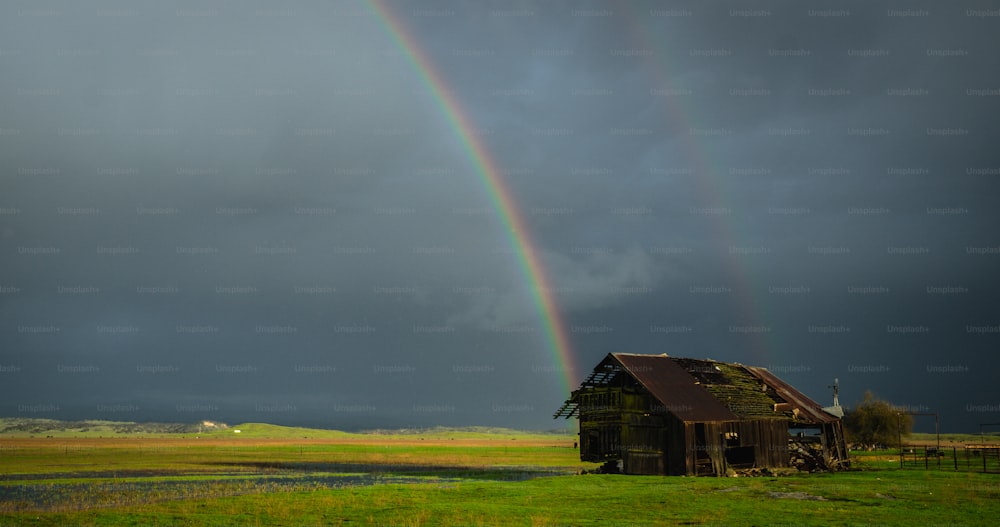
(555, 353), (850, 476)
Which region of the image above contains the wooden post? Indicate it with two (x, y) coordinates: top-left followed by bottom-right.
(897, 413), (903, 469)
(935, 414), (941, 468)
(720, 433), (727, 477)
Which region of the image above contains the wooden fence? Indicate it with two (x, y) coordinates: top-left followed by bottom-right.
(898, 445), (1000, 473)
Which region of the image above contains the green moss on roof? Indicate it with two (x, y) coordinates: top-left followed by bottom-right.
(697, 362), (792, 420)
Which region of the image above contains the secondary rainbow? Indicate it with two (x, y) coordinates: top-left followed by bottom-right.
(367, 1), (580, 394)
(623, 5), (776, 366)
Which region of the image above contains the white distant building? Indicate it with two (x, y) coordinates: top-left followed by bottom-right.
(198, 420), (229, 433)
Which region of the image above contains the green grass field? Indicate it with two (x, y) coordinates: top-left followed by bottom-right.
(1, 422), (998, 526)
(910, 431), (1000, 445)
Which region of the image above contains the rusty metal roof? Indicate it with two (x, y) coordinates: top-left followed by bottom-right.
(744, 366), (840, 423)
(610, 353), (739, 423)
(555, 353), (840, 424)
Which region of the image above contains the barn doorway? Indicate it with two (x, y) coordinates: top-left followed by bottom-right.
(693, 423), (714, 475)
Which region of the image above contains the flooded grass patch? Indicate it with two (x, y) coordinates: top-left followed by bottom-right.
(1, 459), (571, 513)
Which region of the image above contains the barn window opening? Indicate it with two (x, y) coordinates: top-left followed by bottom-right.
(724, 446), (755, 468)
(789, 426), (823, 442)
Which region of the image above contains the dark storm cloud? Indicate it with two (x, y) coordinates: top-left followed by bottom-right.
(2, 0), (998, 431)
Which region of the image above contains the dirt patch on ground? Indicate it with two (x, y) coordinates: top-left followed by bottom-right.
(766, 491), (827, 501)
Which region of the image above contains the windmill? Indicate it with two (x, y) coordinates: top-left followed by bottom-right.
(823, 378), (844, 417)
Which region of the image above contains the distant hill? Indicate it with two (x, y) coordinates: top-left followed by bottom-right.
(199, 422), (354, 439)
(0, 418), (574, 440)
(0, 418), (225, 437)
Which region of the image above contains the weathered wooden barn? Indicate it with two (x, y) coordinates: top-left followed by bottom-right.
(554, 353), (849, 476)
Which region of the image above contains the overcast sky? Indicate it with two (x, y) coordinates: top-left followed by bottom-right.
(2, 1), (998, 432)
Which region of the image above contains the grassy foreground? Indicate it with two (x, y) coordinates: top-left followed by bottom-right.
(1, 423), (998, 526)
(4, 471), (998, 526)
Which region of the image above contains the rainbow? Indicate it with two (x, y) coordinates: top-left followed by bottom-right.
(367, 1), (581, 394)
